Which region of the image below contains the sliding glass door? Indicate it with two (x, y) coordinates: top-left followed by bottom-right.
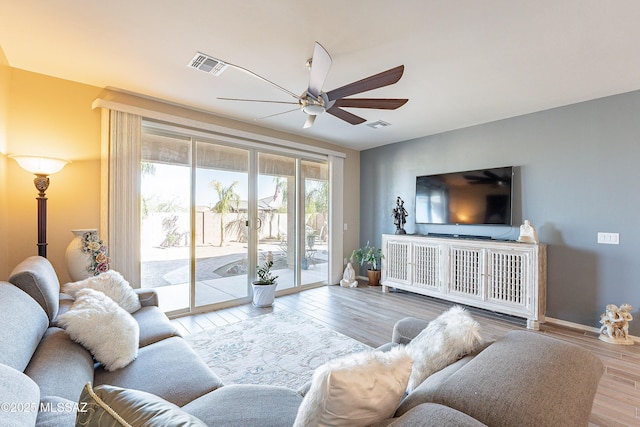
(140, 131), (192, 313)
(301, 159), (329, 285)
(257, 153), (296, 291)
(140, 126), (329, 315)
(193, 142), (250, 308)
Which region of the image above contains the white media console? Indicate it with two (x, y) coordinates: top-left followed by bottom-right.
(381, 234), (547, 330)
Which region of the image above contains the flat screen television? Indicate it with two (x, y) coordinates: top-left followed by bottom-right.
(415, 166), (513, 225)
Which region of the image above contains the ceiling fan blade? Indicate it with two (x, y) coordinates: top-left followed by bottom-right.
(332, 98), (408, 110)
(218, 97), (300, 105)
(307, 42), (332, 98)
(303, 115), (317, 129)
(326, 106), (366, 125)
(326, 65), (405, 102)
(218, 97), (299, 105)
(224, 61), (301, 100)
(255, 108), (300, 120)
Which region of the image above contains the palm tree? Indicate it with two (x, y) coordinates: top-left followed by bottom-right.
(268, 176), (290, 239)
(141, 162), (157, 176)
(306, 179), (329, 241)
(306, 180), (328, 214)
(140, 162), (157, 220)
(210, 180), (240, 246)
(273, 176), (289, 211)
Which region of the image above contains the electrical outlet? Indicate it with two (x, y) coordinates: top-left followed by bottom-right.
(344, 258), (348, 265)
(597, 232), (619, 245)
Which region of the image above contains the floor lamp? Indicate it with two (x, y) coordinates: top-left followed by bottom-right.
(10, 155), (70, 258)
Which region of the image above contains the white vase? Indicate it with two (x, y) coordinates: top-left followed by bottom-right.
(251, 282), (277, 307)
(65, 229), (97, 282)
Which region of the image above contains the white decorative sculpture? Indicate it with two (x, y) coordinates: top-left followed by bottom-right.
(340, 262), (358, 288)
(599, 303), (634, 345)
(517, 219), (539, 243)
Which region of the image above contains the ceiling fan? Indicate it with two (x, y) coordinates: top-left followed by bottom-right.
(216, 42), (408, 128)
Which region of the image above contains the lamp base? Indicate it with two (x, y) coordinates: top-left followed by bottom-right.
(37, 195), (47, 258)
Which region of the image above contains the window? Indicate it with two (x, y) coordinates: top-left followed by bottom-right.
(96, 101), (345, 315)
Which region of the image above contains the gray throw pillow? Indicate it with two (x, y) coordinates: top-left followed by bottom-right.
(76, 383), (206, 426)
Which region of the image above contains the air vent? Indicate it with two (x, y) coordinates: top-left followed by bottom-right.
(188, 52), (228, 76)
(367, 120), (391, 129)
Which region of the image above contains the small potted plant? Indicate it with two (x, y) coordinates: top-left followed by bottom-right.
(351, 241), (384, 286)
(251, 260), (279, 307)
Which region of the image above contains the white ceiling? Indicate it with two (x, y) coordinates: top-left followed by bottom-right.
(2, 1), (640, 151)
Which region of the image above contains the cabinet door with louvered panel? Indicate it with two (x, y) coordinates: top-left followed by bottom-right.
(447, 245), (484, 299)
(412, 243), (441, 290)
(487, 249), (530, 309)
(384, 238), (411, 285)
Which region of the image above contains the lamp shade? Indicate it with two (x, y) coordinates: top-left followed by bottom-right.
(9, 155), (70, 175)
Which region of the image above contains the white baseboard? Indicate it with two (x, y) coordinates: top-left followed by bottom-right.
(544, 316), (600, 334)
(545, 316), (640, 343)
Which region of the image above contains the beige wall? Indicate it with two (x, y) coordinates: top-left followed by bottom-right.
(6, 69), (103, 283)
(2, 66), (360, 284)
(0, 46), (8, 153)
(0, 46), (10, 278)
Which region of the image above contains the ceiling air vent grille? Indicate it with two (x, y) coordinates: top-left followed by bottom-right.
(188, 52), (228, 76)
(367, 120), (391, 129)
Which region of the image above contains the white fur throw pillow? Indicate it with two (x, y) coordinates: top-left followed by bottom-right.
(57, 288), (139, 371)
(62, 270), (141, 313)
(293, 346), (413, 427)
(406, 305), (482, 392)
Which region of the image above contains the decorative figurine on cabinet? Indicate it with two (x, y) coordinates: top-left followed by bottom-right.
(517, 219), (539, 243)
(392, 197), (408, 235)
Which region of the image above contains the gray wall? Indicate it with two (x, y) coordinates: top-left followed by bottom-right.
(360, 90), (640, 336)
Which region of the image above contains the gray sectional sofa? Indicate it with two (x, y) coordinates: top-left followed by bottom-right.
(1, 256), (224, 426)
(1, 255), (603, 426)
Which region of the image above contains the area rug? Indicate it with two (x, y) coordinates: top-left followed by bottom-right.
(185, 311), (371, 389)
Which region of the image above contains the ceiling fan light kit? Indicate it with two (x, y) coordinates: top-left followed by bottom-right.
(300, 94), (326, 115)
(206, 42), (408, 128)
(302, 104), (325, 115)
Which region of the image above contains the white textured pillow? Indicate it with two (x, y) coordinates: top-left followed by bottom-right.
(62, 270), (141, 313)
(293, 347), (413, 427)
(57, 288), (139, 371)
(406, 305), (482, 392)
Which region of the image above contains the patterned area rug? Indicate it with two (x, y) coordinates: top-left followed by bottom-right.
(185, 311), (371, 389)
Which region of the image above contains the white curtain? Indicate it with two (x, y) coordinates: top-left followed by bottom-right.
(106, 110), (142, 285)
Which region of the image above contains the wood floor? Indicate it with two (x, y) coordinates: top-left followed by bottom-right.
(171, 284), (640, 427)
